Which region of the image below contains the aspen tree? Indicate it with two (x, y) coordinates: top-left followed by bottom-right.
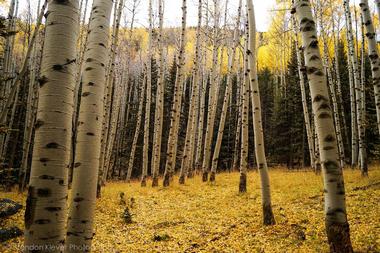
(318, 13), (346, 169)
(210, 0), (242, 181)
(240, 22), (249, 193)
(194, 0), (210, 174)
(151, 0), (165, 187)
(24, 0), (79, 251)
(66, 0), (113, 251)
(202, 0), (220, 182)
(141, 0), (153, 187)
(330, 3), (350, 157)
(126, 75), (146, 182)
(360, 0), (380, 138)
(179, 0), (203, 184)
(291, 14), (316, 170)
(247, 0), (275, 225)
(163, 0), (187, 187)
(344, 0), (362, 168)
(293, 1), (353, 251)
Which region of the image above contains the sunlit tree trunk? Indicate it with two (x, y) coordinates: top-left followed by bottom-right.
(360, 0), (380, 140)
(179, 0), (203, 184)
(65, 0), (113, 251)
(202, 0), (220, 182)
(126, 72), (146, 182)
(247, 0), (275, 225)
(293, 1), (353, 252)
(163, 0), (187, 187)
(291, 14), (316, 170)
(141, 0), (153, 186)
(24, 0), (79, 251)
(210, 0), (242, 182)
(151, 0), (165, 187)
(344, 0), (361, 168)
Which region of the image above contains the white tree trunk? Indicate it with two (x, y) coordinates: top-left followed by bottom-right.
(293, 1), (353, 251)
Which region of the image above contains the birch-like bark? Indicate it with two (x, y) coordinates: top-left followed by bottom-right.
(247, 0), (275, 225)
(126, 73), (146, 182)
(24, 0), (79, 251)
(162, 0), (187, 187)
(151, 0), (165, 187)
(210, 0), (242, 181)
(291, 14), (316, 170)
(293, 1), (353, 251)
(360, 0), (380, 139)
(179, 0), (203, 184)
(240, 23), (249, 193)
(344, 0), (360, 168)
(142, 0), (153, 186)
(202, 0), (220, 182)
(66, 0), (113, 251)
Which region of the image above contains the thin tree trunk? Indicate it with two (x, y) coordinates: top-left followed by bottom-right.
(210, 0), (242, 182)
(163, 0), (187, 187)
(247, 0), (275, 225)
(151, 0), (165, 187)
(202, 0), (220, 182)
(291, 14), (316, 170)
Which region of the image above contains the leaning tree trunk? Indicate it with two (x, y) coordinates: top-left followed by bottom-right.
(151, 0), (165, 187)
(360, 0), (380, 139)
(210, 0), (242, 182)
(293, 1), (353, 252)
(247, 0), (275, 225)
(163, 0), (187, 187)
(24, 0), (79, 251)
(65, 0), (113, 251)
(126, 71), (147, 182)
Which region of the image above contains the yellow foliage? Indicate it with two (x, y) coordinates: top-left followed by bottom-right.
(1, 168), (379, 252)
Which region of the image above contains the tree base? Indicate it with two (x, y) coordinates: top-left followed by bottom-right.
(141, 177), (147, 187)
(263, 203), (276, 225)
(152, 177), (159, 187)
(187, 171), (194, 178)
(96, 184), (101, 198)
(202, 172), (208, 182)
(163, 173), (170, 187)
(179, 175), (185, 184)
(209, 172), (216, 182)
(239, 173), (247, 193)
(326, 221), (353, 253)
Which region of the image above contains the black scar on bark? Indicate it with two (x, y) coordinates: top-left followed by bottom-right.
(39, 175), (55, 180)
(209, 171), (216, 182)
(38, 76), (48, 87)
(82, 92), (91, 97)
(74, 197), (84, 202)
(37, 188), (51, 197)
(46, 142), (59, 149)
(35, 120), (44, 129)
(324, 135), (335, 142)
(35, 219), (51, 225)
(45, 207), (61, 212)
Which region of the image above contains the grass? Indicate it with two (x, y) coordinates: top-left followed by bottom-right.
(1, 168), (379, 252)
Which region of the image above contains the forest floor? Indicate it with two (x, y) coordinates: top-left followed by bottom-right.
(0, 168), (379, 252)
